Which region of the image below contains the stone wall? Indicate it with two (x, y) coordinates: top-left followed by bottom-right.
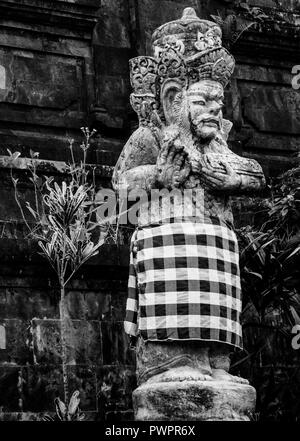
(0, 158), (136, 420)
(0, 0), (299, 421)
(0, 0), (135, 420)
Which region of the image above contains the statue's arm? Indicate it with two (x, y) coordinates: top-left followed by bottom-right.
(238, 169), (266, 193)
(115, 164), (158, 193)
(112, 127), (160, 193)
(200, 158), (266, 194)
(220, 142), (266, 192)
(204, 138), (266, 194)
(220, 149), (266, 194)
(113, 126), (191, 193)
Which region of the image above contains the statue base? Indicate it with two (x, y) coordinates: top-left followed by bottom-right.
(133, 380), (256, 421)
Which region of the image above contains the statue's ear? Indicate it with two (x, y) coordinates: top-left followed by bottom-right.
(160, 79), (183, 125)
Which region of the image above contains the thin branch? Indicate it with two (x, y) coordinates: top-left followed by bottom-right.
(11, 169), (32, 232)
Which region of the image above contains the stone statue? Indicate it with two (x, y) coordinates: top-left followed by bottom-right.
(113, 8), (265, 420)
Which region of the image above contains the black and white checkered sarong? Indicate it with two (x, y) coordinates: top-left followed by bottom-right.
(124, 217), (242, 349)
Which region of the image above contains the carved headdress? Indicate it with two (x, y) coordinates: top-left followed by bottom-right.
(129, 7), (235, 123)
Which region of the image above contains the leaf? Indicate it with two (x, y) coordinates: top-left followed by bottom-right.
(245, 269), (263, 280)
(68, 390), (80, 416)
(62, 181), (67, 197)
(289, 306), (300, 325)
(43, 415), (55, 421)
(38, 241), (49, 257)
(82, 241), (94, 258)
(11, 151), (21, 161)
(239, 2), (251, 11)
(285, 245), (300, 261)
(54, 397), (66, 420)
(30, 149), (39, 159)
(210, 14), (224, 26)
(25, 202), (37, 219)
(233, 21), (255, 44)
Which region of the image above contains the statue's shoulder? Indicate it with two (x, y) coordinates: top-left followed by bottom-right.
(118, 126), (160, 169)
(112, 126), (160, 188)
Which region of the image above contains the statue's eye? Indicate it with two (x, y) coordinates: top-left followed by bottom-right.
(193, 100), (206, 106)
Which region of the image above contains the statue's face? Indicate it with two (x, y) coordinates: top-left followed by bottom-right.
(185, 80), (224, 141)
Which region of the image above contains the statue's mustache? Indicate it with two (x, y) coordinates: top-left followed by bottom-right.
(193, 116), (220, 129)
(193, 116), (220, 128)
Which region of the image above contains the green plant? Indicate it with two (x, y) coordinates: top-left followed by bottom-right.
(9, 128), (112, 414)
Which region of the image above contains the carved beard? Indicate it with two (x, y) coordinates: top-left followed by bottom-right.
(189, 112), (203, 141)
(168, 92), (205, 167)
(172, 93), (194, 141)
(171, 92), (209, 151)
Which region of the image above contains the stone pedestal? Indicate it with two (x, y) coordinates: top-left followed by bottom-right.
(133, 380), (256, 421)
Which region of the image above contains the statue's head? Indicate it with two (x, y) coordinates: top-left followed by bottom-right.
(161, 78), (224, 141)
(129, 8), (234, 142)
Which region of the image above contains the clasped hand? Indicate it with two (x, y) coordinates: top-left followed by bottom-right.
(192, 155), (242, 191)
(156, 134), (190, 188)
(156, 134), (242, 191)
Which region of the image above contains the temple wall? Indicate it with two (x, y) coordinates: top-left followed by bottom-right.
(0, 0), (299, 420)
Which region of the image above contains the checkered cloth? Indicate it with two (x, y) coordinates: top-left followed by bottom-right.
(124, 217), (243, 349)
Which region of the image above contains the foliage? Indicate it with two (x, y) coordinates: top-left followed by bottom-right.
(9, 128), (106, 287)
(211, 1), (270, 50)
(44, 390), (85, 421)
(211, 12), (255, 49)
(239, 167), (300, 326)
(235, 166), (300, 420)
(9, 127), (113, 415)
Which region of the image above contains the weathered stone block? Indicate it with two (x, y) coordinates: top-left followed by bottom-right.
(0, 412), (47, 421)
(242, 85), (300, 135)
(65, 281), (127, 321)
(22, 365), (99, 413)
(31, 319), (102, 365)
(0, 50), (82, 110)
(97, 365), (136, 415)
(106, 410), (134, 421)
(93, 0), (131, 48)
(21, 365), (63, 412)
(66, 290), (111, 321)
(97, 74), (130, 110)
(94, 47), (131, 77)
(98, 137), (124, 156)
(0, 366), (20, 412)
(63, 281), (127, 322)
(111, 291), (127, 322)
(67, 365), (97, 411)
(235, 63), (292, 85)
(133, 380), (256, 421)
(0, 287), (59, 320)
(0, 319), (33, 365)
(101, 321), (135, 366)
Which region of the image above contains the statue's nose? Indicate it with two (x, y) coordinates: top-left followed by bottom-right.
(209, 102), (222, 115)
